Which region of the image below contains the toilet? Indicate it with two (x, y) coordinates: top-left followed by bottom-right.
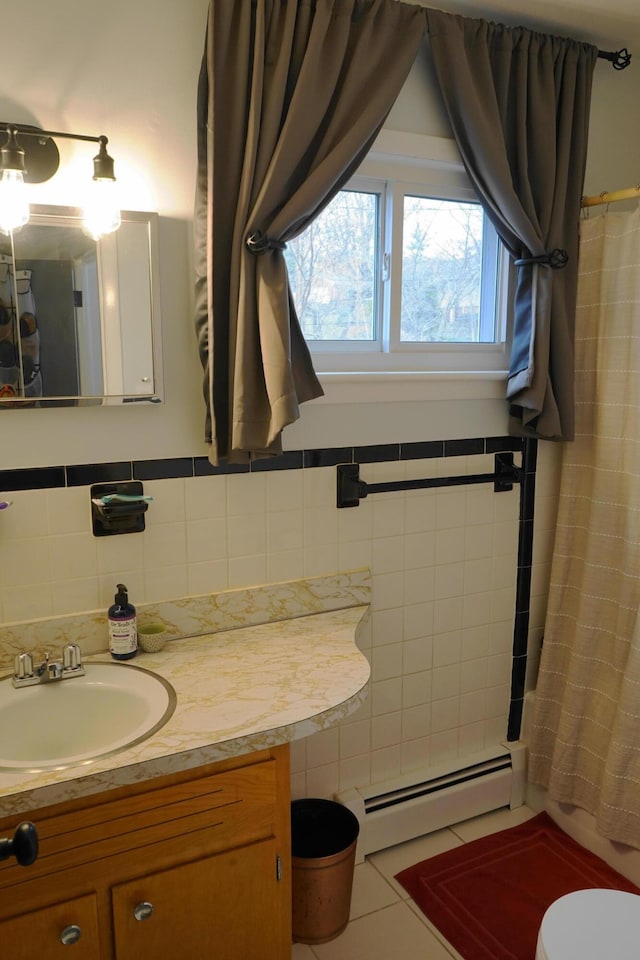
(536, 888), (640, 959)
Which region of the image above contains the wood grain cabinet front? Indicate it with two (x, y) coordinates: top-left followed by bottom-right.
(112, 838), (282, 960)
(0, 746), (291, 960)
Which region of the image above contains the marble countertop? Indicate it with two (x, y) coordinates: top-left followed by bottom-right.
(0, 601), (370, 819)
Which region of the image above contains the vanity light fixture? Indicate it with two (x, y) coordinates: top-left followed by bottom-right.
(0, 122), (121, 240)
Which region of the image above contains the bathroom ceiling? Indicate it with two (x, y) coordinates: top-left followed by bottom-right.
(435, 0), (640, 53)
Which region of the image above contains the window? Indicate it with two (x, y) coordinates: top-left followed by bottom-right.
(285, 189), (380, 343)
(284, 134), (510, 377)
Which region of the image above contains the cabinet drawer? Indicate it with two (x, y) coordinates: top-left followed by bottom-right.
(0, 892), (101, 959)
(0, 758), (277, 890)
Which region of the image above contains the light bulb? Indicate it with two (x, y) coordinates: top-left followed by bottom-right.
(0, 168), (29, 235)
(83, 177), (121, 240)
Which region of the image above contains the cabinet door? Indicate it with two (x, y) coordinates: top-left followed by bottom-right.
(0, 893), (101, 960)
(112, 838), (285, 960)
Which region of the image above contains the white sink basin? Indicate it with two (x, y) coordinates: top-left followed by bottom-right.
(0, 661), (176, 772)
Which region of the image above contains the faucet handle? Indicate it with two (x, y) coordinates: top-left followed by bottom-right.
(14, 652), (34, 680)
(63, 643), (82, 671)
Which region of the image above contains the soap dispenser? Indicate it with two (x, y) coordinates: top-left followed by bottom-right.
(108, 583), (137, 660)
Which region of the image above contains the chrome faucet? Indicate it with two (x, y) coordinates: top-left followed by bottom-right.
(13, 644), (85, 688)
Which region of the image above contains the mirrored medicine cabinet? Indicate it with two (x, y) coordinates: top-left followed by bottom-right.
(0, 205), (162, 407)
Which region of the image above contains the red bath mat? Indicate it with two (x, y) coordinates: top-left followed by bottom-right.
(395, 811), (640, 960)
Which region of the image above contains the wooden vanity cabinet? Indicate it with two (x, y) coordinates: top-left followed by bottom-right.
(0, 745), (292, 959)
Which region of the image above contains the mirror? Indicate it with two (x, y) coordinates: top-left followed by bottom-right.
(0, 205), (162, 407)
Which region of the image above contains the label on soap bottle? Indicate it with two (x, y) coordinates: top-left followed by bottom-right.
(109, 615), (137, 657)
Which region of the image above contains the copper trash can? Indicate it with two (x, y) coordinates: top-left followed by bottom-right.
(291, 798), (360, 944)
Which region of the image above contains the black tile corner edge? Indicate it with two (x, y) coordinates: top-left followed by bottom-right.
(513, 609), (530, 657)
(443, 437), (485, 457)
(515, 567), (532, 616)
(354, 443), (401, 464)
(520, 474), (536, 522)
(510, 655), (528, 702)
(133, 458), (194, 481)
(522, 437), (539, 473)
(250, 450), (303, 472)
(485, 436), (524, 454)
(0, 466), (66, 491)
(194, 457), (249, 476)
(303, 447), (353, 469)
(517, 519), (534, 568)
(67, 462), (132, 487)
(506, 697), (524, 741)
(400, 440), (444, 461)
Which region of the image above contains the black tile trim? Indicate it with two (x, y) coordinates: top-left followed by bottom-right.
(0, 436), (523, 490)
(515, 566), (532, 615)
(400, 440), (444, 460)
(250, 450), (303, 472)
(303, 447), (353, 468)
(444, 438), (484, 457)
(506, 438), (539, 741)
(0, 466), (66, 491)
(517, 519), (534, 568)
(510, 656), (528, 702)
(520, 473), (536, 522)
(512, 610), (530, 658)
(67, 462), (133, 487)
(522, 437), (538, 474)
(507, 697), (524, 742)
(133, 458), (194, 481)
(194, 457), (249, 476)
(486, 436), (524, 454)
(354, 443), (400, 464)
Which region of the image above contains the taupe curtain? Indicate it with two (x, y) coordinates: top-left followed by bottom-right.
(529, 209), (640, 848)
(195, 0), (426, 463)
(425, 10), (598, 440)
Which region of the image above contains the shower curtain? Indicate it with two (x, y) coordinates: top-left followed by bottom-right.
(529, 207), (640, 848)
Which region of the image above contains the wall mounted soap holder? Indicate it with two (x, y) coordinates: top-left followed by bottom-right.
(91, 481), (150, 537)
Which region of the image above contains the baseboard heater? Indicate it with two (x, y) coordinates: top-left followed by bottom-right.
(336, 742), (527, 859)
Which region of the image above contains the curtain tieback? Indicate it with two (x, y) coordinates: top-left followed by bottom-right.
(246, 230), (287, 255)
(514, 248), (569, 269)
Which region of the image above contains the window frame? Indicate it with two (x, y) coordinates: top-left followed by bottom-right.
(297, 131), (512, 379)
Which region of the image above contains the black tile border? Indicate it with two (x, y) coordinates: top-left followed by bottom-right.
(250, 450), (304, 472)
(444, 437), (484, 457)
(400, 440), (444, 460)
(67, 462), (132, 487)
(354, 443), (400, 463)
(0, 436), (525, 491)
(133, 458), (194, 481)
(194, 457), (249, 476)
(506, 437), (537, 741)
(0, 466), (66, 491)
(303, 447), (353, 468)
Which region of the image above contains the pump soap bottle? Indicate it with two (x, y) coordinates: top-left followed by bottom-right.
(108, 583), (137, 660)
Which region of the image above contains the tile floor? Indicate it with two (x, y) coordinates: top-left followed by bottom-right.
(291, 803), (537, 960)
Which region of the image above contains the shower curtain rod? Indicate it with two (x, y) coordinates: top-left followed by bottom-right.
(581, 185), (640, 208)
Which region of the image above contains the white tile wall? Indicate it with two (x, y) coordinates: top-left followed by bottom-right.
(0, 446), (559, 800)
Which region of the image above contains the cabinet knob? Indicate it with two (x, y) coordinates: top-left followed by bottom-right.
(60, 924), (82, 945)
(134, 901), (154, 921)
(0, 821), (39, 866)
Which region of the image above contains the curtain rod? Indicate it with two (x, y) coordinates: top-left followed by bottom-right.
(582, 185), (640, 208)
(597, 47), (631, 69)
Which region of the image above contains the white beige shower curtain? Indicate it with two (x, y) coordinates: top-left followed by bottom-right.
(529, 207), (640, 847)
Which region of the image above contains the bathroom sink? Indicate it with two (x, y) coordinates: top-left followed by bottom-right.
(0, 661), (176, 772)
